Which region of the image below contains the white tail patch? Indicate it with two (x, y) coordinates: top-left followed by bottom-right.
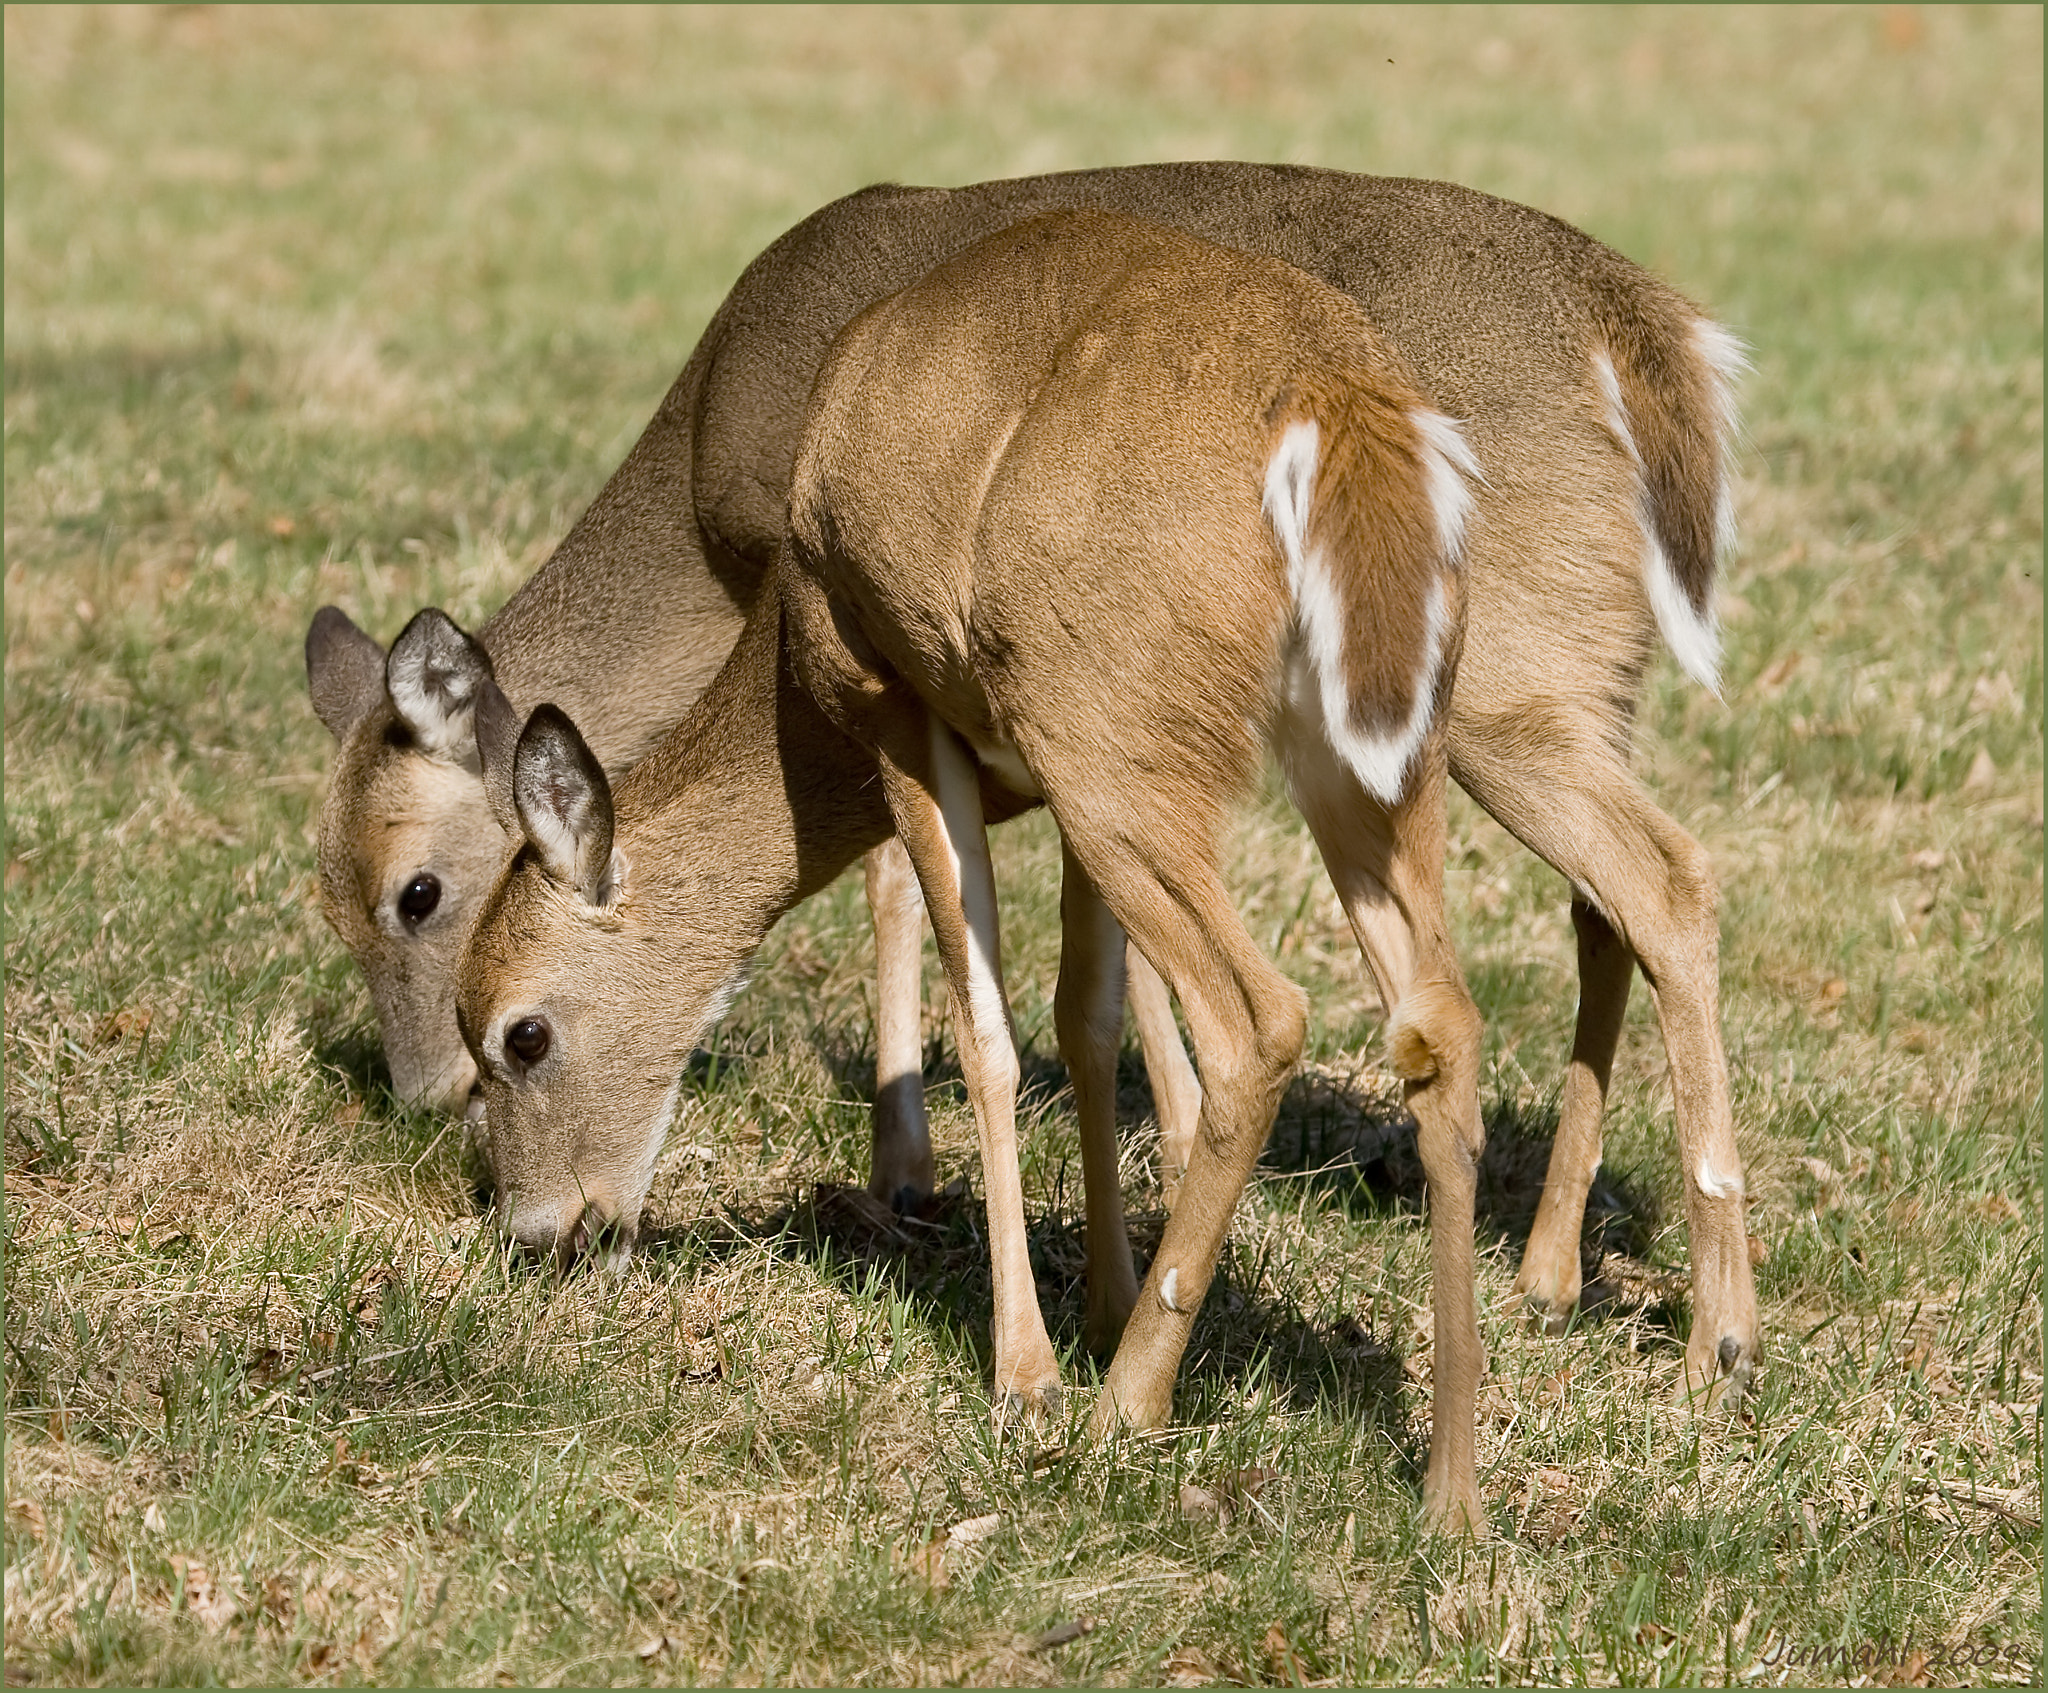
(1263, 421), (1456, 808)
(1591, 349), (1724, 696)
(1411, 405), (1482, 564)
(1691, 318), (1750, 563)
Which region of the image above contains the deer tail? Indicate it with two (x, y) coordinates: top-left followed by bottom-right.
(1264, 370), (1481, 806)
(1591, 303), (1747, 696)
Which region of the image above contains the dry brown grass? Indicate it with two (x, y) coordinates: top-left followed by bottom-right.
(6, 4), (2042, 1685)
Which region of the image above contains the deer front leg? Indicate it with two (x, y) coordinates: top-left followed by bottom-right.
(876, 720), (1061, 1423)
(863, 838), (936, 1210)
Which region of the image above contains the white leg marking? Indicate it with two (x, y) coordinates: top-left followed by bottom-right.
(929, 722), (1017, 1076)
(1159, 1266), (1183, 1313)
(1592, 348), (1724, 695)
(1695, 1155), (1744, 1202)
(1264, 424), (1461, 807)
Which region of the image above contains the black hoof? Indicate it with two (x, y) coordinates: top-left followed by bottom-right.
(1716, 1336), (1757, 1410)
(1002, 1385), (1063, 1427)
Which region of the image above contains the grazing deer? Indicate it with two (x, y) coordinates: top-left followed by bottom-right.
(458, 209), (1492, 1529)
(307, 161), (1753, 1405)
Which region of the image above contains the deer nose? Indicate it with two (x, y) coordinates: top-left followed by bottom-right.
(554, 1207), (596, 1274)
(505, 1200), (579, 1261)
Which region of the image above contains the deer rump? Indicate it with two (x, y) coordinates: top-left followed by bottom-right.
(783, 212), (1475, 819)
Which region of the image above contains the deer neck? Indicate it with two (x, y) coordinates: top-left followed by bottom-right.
(613, 587), (894, 961)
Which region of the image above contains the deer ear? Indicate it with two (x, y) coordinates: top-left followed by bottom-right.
(512, 704), (615, 904)
(473, 676), (524, 840)
(386, 608), (493, 763)
(305, 606), (388, 739)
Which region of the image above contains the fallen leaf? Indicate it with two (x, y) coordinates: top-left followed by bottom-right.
(895, 1534), (948, 1591)
(170, 1555), (242, 1634)
(1798, 1156), (1840, 1186)
(1972, 1193), (2020, 1224)
(143, 1502), (167, 1535)
(1755, 650), (1801, 692)
(1969, 671), (2017, 716)
(947, 1512), (1003, 1547)
(1265, 1622), (1305, 1684)
(8, 1500), (46, 1544)
(1164, 1644), (1223, 1686)
(92, 1007), (152, 1045)
(1747, 1234), (1770, 1265)
(1962, 748), (1997, 793)
(268, 515), (297, 538)
(351, 1263), (402, 1328)
(1179, 1482), (1225, 1523)
(1906, 848), (1947, 873)
(634, 1634), (674, 1662)
(1879, 1649), (1932, 1687)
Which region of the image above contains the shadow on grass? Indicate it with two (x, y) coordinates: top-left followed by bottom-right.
(635, 1041), (1686, 1479)
(638, 1181), (1418, 1471)
(813, 1029), (1667, 1288)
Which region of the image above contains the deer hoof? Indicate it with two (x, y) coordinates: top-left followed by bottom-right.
(999, 1383), (1063, 1431)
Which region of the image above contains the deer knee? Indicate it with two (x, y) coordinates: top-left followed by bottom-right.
(1195, 975), (1306, 1160)
(1623, 828), (1722, 993)
(1256, 980), (1310, 1079)
(1386, 977), (1479, 1085)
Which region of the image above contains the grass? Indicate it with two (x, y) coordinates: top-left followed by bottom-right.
(4, 5), (2041, 1685)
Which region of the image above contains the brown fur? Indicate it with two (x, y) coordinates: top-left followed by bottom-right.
(459, 210), (1493, 1530)
(1268, 370), (1455, 745)
(311, 162), (1754, 1403)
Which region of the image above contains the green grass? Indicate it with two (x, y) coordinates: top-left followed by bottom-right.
(5, 5), (2041, 1685)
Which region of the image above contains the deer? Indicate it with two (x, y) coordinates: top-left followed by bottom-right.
(304, 161), (1754, 1406)
(457, 209), (1492, 1529)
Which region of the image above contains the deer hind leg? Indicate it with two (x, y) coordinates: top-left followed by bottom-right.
(1283, 723), (1488, 1536)
(873, 716), (1060, 1421)
(1054, 841), (1142, 1356)
(1125, 946), (1202, 1211)
(1453, 723), (1757, 1408)
(1048, 798), (1306, 1438)
(863, 839), (936, 1211)
(1514, 896), (1633, 1329)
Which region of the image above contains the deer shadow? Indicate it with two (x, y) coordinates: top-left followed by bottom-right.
(810, 1028), (1671, 1316)
(637, 1176), (1417, 1467)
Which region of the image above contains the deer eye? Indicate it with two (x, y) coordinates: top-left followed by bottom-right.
(397, 873), (442, 924)
(505, 1018), (551, 1067)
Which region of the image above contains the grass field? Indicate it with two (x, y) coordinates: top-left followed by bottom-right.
(4, 5), (2042, 1685)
